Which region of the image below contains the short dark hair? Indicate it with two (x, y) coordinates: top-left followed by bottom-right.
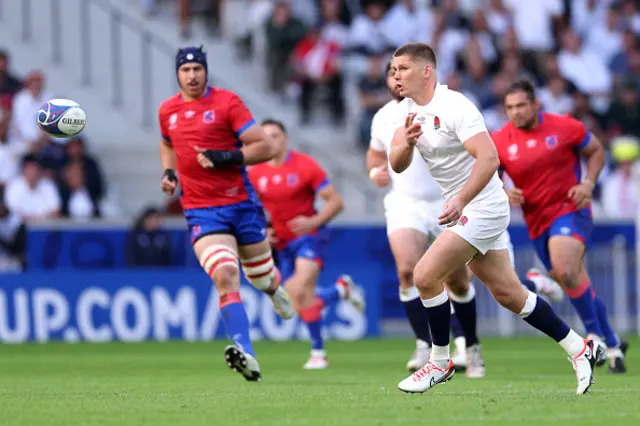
(505, 79), (536, 102)
(261, 118), (287, 134)
(393, 43), (437, 68)
(21, 154), (40, 168)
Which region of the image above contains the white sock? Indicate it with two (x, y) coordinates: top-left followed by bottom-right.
(454, 336), (466, 352)
(417, 339), (430, 350)
(429, 344), (450, 368)
(559, 329), (586, 359)
(311, 349), (326, 358)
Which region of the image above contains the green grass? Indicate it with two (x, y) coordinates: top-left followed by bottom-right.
(0, 338), (638, 426)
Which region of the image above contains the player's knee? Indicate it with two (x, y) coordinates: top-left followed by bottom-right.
(199, 245), (240, 290)
(241, 251), (277, 291)
(444, 271), (471, 296)
(397, 263), (415, 288)
(413, 264), (442, 292)
(552, 265), (579, 288)
(490, 282), (523, 311)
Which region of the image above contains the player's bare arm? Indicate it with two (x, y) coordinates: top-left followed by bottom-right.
(366, 147), (390, 187)
(288, 184), (344, 236)
(390, 113), (421, 173)
(439, 132), (499, 226)
(160, 139), (178, 196)
(568, 135), (605, 209)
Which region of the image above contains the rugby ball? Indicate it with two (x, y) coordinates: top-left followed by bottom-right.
(37, 98), (86, 138)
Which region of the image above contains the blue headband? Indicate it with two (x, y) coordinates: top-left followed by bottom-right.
(176, 46), (208, 74)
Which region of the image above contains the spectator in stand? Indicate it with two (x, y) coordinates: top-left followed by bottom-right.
(481, 72), (510, 132)
(292, 25), (345, 125)
(347, 0), (392, 56)
(4, 154), (60, 221)
(485, 0), (511, 37)
(0, 50), (21, 112)
(0, 108), (20, 189)
(468, 9), (498, 65)
(265, 1), (308, 95)
(584, 5), (624, 68)
(602, 136), (640, 219)
(557, 28), (613, 108)
(503, 0), (562, 54)
(571, 91), (607, 142)
(58, 159), (101, 220)
(461, 52), (493, 108)
(538, 76), (574, 115)
(319, 0), (350, 48)
(358, 56), (391, 148)
(0, 195), (26, 272)
(620, 0), (640, 34)
(10, 71), (53, 154)
(61, 136), (106, 204)
(606, 80), (640, 137)
(610, 28), (640, 76)
(176, 0), (222, 39)
(126, 207), (173, 267)
(381, 0), (425, 49)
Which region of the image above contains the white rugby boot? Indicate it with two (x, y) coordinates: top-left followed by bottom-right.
(398, 360), (455, 394)
(303, 350), (329, 370)
(269, 286), (295, 319)
(336, 274), (366, 312)
(451, 336), (467, 370)
(586, 333), (608, 367)
(526, 268), (564, 303)
(465, 344), (486, 378)
(224, 345), (262, 382)
(406, 340), (431, 372)
(570, 339), (605, 395)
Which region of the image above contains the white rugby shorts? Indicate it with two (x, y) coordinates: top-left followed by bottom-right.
(448, 194), (511, 255)
(384, 191), (445, 238)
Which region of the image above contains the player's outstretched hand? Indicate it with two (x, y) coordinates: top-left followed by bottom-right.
(568, 181), (594, 209)
(506, 188), (524, 206)
(404, 112), (423, 146)
(438, 195), (464, 226)
(287, 215), (317, 236)
(371, 164), (391, 187)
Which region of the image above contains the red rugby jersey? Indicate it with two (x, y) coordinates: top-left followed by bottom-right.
(248, 150), (330, 249)
(493, 112), (592, 239)
(158, 87), (258, 209)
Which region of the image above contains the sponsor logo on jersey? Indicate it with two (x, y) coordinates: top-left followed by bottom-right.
(545, 135), (558, 149)
(433, 116), (440, 130)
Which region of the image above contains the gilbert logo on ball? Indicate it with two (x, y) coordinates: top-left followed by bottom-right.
(37, 98), (86, 138)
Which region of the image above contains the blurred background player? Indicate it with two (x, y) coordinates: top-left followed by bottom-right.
(158, 46), (294, 382)
(249, 119), (365, 370)
(494, 79), (628, 374)
(367, 63), (564, 376)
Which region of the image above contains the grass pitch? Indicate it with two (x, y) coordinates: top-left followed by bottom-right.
(0, 338), (638, 426)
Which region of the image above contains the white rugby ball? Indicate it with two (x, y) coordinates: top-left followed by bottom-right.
(37, 98), (86, 138)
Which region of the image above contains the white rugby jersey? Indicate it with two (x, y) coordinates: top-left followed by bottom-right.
(370, 100), (442, 201)
(395, 84), (504, 204)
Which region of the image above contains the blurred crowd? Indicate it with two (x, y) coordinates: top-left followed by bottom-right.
(228, 0), (640, 217)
